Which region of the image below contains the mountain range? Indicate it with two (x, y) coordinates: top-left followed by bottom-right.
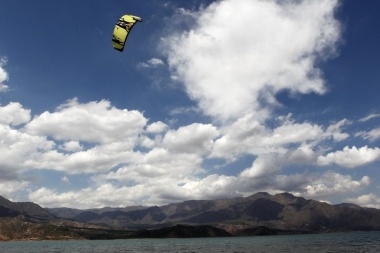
(1, 192), (380, 241)
(47, 192), (380, 233)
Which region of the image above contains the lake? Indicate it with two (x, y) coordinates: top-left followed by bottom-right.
(1, 231), (379, 253)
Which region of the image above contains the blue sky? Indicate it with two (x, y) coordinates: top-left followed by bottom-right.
(0, 0), (380, 209)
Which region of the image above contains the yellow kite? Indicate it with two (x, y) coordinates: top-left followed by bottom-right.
(112, 14), (142, 52)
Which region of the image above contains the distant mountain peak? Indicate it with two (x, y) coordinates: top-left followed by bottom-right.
(0, 195), (54, 219)
(0, 195), (12, 205)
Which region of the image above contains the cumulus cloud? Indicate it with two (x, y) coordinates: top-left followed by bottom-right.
(236, 171), (366, 199)
(146, 121), (168, 133)
(317, 146), (380, 168)
(240, 153), (286, 178)
(0, 102), (31, 126)
(240, 145), (317, 179)
(24, 138), (142, 174)
(94, 149), (203, 187)
(346, 193), (380, 209)
(211, 114), (269, 160)
(181, 174), (240, 200)
(269, 121), (324, 146)
(303, 171), (370, 199)
(0, 56), (9, 92)
(24, 98), (147, 144)
(0, 181), (29, 200)
(211, 113), (348, 164)
(0, 124), (54, 173)
(0, 99), (149, 175)
(162, 123), (219, 155)
(164, 0), (341, 122)
(59, 141), (83, 153)
(0, 98), (216, 186)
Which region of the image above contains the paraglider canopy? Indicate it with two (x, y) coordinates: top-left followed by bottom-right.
(112, 14), (142, 52)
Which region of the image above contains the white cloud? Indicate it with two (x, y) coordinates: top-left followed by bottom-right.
(0, 100), (215, 180)
(24, 142), (140, 174)
(24, 98), (147, 144)
(317, 146), (380, 168)
(211, 113), (343, 163)
(59, 141), (83, 152)
(142, 121), (169, 149)
(346, 193), (380, 209)
(325, 119), (350, 141)
(138, 58), (165, 68)
(240, 153), (286, 178)
(288, 145), (316, 164)
(0, 181), (29, 200)
(356, 127), (380, 142)
(0, 99), (149, 175)
(169, 106), (201, 116)
(28, 185), (149, 208)
(359, 113), (380, 122)
(303, 171), (370, 199)
(94, 147), (204, 187)
(239, 144), (317, 180)
(211, 114), (268, 160)
(269, 121), (324, 146)
(0, 102), (31, 126)
(162, 123), (219, 155)
(146, 121), (168, 133)
(164, 0), (340, 123)
(181, 174), (240, 200)
(61, 176), (70, 184)
(0, 124), (54, 174)
(0, 56), (9, 92)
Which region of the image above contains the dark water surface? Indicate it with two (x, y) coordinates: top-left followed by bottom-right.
(1, 231), (379, 253)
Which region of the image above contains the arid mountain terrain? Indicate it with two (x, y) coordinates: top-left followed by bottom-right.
(48, 192), (380, 232)
(1, 192), (380, 241)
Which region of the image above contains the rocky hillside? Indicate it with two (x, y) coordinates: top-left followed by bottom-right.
(0, 197), (123, 241)
(0, 196), (54, 220)
(0, 217), (85, 241)
(48, 192), (380, 233)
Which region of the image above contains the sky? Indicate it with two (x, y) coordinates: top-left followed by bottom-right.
(0, 0), (380, 209)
